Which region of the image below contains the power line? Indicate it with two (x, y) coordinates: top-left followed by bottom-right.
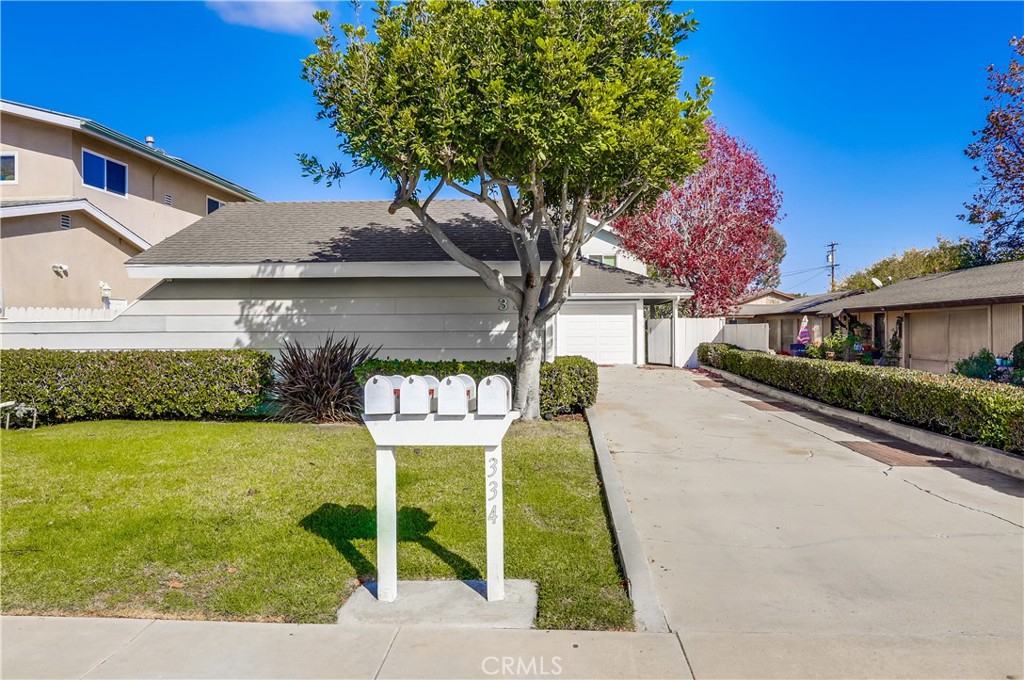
(787, 269), (827, 291)
(779, 264), (831, 277)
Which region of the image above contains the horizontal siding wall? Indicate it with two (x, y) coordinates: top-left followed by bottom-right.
(0, 278), (519, 360)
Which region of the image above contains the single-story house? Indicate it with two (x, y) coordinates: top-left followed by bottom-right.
(0, 200), (691, 365)
(822, 260), (1024, 373)
(726, 288), (798, 321)
(731, 289), (864, 351)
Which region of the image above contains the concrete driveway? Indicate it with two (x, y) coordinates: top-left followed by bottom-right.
(596, 366), (1023, 680)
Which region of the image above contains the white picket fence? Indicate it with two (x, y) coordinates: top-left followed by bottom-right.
(1, 306), (122, 322)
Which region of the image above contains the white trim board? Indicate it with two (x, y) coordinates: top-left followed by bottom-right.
(0, 199), (151, 250)
(568, 292), (692, 300)
(126, 260), (550, 279)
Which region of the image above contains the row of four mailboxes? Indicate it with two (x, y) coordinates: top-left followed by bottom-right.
(363, 374), (514, 416)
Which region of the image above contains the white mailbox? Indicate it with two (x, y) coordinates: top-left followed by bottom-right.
(438, 375), (477, 416)
(456, 374), (477, 401)
(361, 373), (520, 604)
(364, 375), (398, 415)
(399, 375), (435, 415)
(477, 375), (513, 416)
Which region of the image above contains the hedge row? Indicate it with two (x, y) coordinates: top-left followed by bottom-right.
(697, 343), (1024, 453)
(356, 355), (598, 417)
(0, 349), (274, 422)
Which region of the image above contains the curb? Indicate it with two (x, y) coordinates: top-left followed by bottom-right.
(585, 407), (670, 633)
(702, 366), (1024, 481)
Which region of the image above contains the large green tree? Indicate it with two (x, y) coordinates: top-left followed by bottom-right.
(839, 238), (973, 291)
(300, 0), (710, 418)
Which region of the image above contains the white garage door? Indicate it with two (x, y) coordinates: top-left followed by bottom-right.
(557, 303), (636, 364)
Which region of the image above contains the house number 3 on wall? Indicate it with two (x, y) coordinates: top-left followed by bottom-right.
(498, 298), (519, 312)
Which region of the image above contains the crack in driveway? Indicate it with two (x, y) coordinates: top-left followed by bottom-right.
(901, 479), (1023, 529)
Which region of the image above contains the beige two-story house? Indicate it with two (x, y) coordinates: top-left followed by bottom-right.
(0, 100), (259, 313)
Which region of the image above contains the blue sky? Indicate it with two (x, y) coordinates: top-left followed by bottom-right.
(2, 1), (1020, 293)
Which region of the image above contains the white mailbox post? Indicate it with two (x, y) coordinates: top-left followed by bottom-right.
(363, 374), (518, 603)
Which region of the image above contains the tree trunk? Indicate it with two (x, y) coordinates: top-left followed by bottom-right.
(514, 317), (544, 420)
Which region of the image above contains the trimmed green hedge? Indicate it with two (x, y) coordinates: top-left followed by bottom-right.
(355, 355), (598, 418)
(0, 349), (274, 422)
(697, 343), (1024, 453)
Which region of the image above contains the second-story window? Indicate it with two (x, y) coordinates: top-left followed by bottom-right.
(0, 152), (17, 183)
(599, 255), (617, 267)
(82, 149), (127, 196)
(207, 197), (226, 215)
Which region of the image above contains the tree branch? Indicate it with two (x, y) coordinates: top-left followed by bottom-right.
(405, 203), (524, 306)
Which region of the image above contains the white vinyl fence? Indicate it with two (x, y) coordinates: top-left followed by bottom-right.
(675, 319), (769, 368)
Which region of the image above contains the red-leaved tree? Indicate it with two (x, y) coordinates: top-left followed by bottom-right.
(615, 120), (784, 316)
(960, 36), (1023, 257)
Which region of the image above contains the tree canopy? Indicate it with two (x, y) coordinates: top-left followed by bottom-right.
(960, 36), (1023, 259)
(614, 120), (784, 316)
(838, 238), (976, 291)
(300, 0), (711, 417)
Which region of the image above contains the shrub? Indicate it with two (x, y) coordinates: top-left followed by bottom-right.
(822, 329), (847, 355)
(355, 355), (599, 418)
(953, 348), (997, 380)
(272, 334), (379, 423)
(0, 349), (273, 423)
(697, 342), (1024, 452)
(1012, 341), (1024, 369)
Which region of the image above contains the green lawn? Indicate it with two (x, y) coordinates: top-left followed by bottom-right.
(1, 420), (632, 630)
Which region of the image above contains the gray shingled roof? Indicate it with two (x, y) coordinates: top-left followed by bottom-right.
(817, 260), (1024, 312)
(742, 290), (863, 317)
(128, 200), (557, 265)
(572, 258), (690, 296)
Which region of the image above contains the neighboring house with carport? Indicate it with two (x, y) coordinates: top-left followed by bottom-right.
(0, 99), (260, 315)
(735, 289), (864, 351)
(820, 260), (1024, 373)
(0, 200), (691, 365)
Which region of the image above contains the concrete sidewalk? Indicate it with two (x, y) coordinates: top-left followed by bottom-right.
(596, 366), (1023, 680)
(1, 616), (691, 679)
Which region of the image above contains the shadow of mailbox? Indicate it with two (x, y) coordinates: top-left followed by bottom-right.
(299, 503), (481, 581)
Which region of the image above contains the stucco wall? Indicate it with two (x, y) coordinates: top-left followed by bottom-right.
(1, 112), (246, 246)
(0, 114), (75, 196)
(69, 133), (242, 245)
(0, 277), (521, 360)
(0, 213), (158, 308)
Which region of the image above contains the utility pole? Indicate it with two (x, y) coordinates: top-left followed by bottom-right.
(826, 242), (839, 291)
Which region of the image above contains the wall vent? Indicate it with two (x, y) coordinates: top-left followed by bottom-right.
(60, 214), (71, 230)
(164, 194), (173, 206)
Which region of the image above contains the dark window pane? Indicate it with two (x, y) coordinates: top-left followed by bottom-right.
(0, 155), (14, 181)
(207, 197), (222, 214)
(105, 160), (126, 195)
(83, 151), (105, 188)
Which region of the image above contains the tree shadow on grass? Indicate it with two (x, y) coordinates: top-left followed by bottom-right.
(299, 503), (481, 580)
